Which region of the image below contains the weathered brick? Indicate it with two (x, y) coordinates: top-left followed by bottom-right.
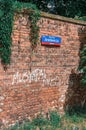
(0, 11), (86, 128)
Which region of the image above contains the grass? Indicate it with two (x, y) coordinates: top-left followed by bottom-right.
(2, 111), (86, 130)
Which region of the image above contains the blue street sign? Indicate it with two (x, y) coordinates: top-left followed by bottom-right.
(41, 35), (61, 46)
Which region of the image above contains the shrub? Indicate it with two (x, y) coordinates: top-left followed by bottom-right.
(49, 111), (61, 127)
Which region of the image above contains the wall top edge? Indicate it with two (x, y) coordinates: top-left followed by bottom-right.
(16, 9), (86, 26)
(41, 12), (86, 26)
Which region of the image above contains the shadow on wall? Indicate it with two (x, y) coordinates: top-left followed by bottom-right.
(64, 26), (86, 115)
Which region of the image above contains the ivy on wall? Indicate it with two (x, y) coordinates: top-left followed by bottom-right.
(78, 24), (86, 87)
(79, 44), (86, 87)
(0, 0), (14, 64)
(0, 0), (40, 65)
(29, 11), (40, 47)
(14, 1), (40, 48)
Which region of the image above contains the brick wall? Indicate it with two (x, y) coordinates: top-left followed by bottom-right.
(0, 11), (86, 127)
